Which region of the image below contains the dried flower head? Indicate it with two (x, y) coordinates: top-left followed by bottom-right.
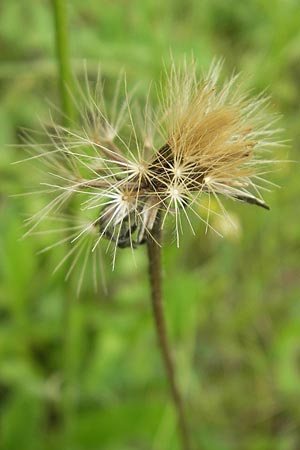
(20, 59), (282, 288)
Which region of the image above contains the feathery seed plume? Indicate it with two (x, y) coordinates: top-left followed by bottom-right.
(20, 59), (282, 286)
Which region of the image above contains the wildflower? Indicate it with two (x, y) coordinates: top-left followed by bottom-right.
(20, 59), (282, 282)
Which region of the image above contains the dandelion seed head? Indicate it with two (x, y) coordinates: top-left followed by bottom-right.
(20, 57), (284, 290)
(133, 161), (149, 177)
(168, 183), (185, 201)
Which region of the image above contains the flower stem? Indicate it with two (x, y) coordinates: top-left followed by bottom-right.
(52, 0), (75, 126)
(51, 1), (76, 446)
(147, 216), (191, 450)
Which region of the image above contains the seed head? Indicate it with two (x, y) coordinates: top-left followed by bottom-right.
(19, 59), (283, 287)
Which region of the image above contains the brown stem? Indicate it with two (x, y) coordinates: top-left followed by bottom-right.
(147, 215), (191, 450)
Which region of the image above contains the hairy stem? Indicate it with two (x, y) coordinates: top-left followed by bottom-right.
(52, 0), (75, 125)
(147, 216), (191, 450)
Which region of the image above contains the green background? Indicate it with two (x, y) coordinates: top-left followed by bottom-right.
(0, 1), (299, 449)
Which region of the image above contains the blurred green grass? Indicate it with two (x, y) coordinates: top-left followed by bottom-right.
(1, 1), (300, 449)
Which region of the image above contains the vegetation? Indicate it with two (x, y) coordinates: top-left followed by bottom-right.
(0, 1), (299, 449)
